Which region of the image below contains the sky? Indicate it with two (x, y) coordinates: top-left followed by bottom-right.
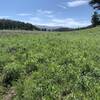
(0, 0), (94, 28)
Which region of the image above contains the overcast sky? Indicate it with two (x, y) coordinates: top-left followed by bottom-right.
(0, 0), (93, 27)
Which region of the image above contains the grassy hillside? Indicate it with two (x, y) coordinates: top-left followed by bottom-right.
(0, 27), (100, 100)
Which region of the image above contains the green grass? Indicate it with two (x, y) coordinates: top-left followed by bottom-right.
(0, 27), (100, 100)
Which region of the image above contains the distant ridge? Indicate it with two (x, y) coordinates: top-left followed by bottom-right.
(53, 25), (94, 31)
(36, 25), (93, 32)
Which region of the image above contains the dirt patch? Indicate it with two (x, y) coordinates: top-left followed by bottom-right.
(3, 88), (16, 100)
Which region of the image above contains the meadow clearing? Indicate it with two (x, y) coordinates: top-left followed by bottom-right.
(0, 27), (100, 100)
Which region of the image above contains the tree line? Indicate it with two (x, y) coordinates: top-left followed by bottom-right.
(0, 19), (39, 30)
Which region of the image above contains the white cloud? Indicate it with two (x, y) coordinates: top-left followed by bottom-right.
(58, 0), (89, 9)
(24, 16), (91, 28)
(17, 9), (90, 28)
(37, 9), (53, 15)
(51, 18), (90, 27)
(17, 13), (32, 16)
(67, 0), (89, 7)
(36, 9), (54, 18)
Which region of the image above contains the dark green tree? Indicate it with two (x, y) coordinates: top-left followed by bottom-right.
(89, 0), (100, 9)
(91, 11), (100, 26)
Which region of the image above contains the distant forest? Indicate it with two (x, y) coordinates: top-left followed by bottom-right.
(0, 19), (39, 30)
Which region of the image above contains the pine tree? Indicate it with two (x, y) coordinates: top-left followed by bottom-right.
(91, 11), (100, 26)
(89, 0), (100, 10)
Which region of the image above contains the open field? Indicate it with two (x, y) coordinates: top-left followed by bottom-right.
(0, 27), (100, 100)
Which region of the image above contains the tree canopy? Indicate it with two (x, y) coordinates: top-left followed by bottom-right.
(91, 11), (100, 26)
(89, 0), (100, 9)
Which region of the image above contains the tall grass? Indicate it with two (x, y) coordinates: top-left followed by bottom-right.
(0, 27), (100, 100)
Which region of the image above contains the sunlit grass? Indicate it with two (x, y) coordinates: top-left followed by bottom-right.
(0, 27), (100, 100)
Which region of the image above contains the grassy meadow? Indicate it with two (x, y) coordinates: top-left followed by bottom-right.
(0, 27), (100, 100)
